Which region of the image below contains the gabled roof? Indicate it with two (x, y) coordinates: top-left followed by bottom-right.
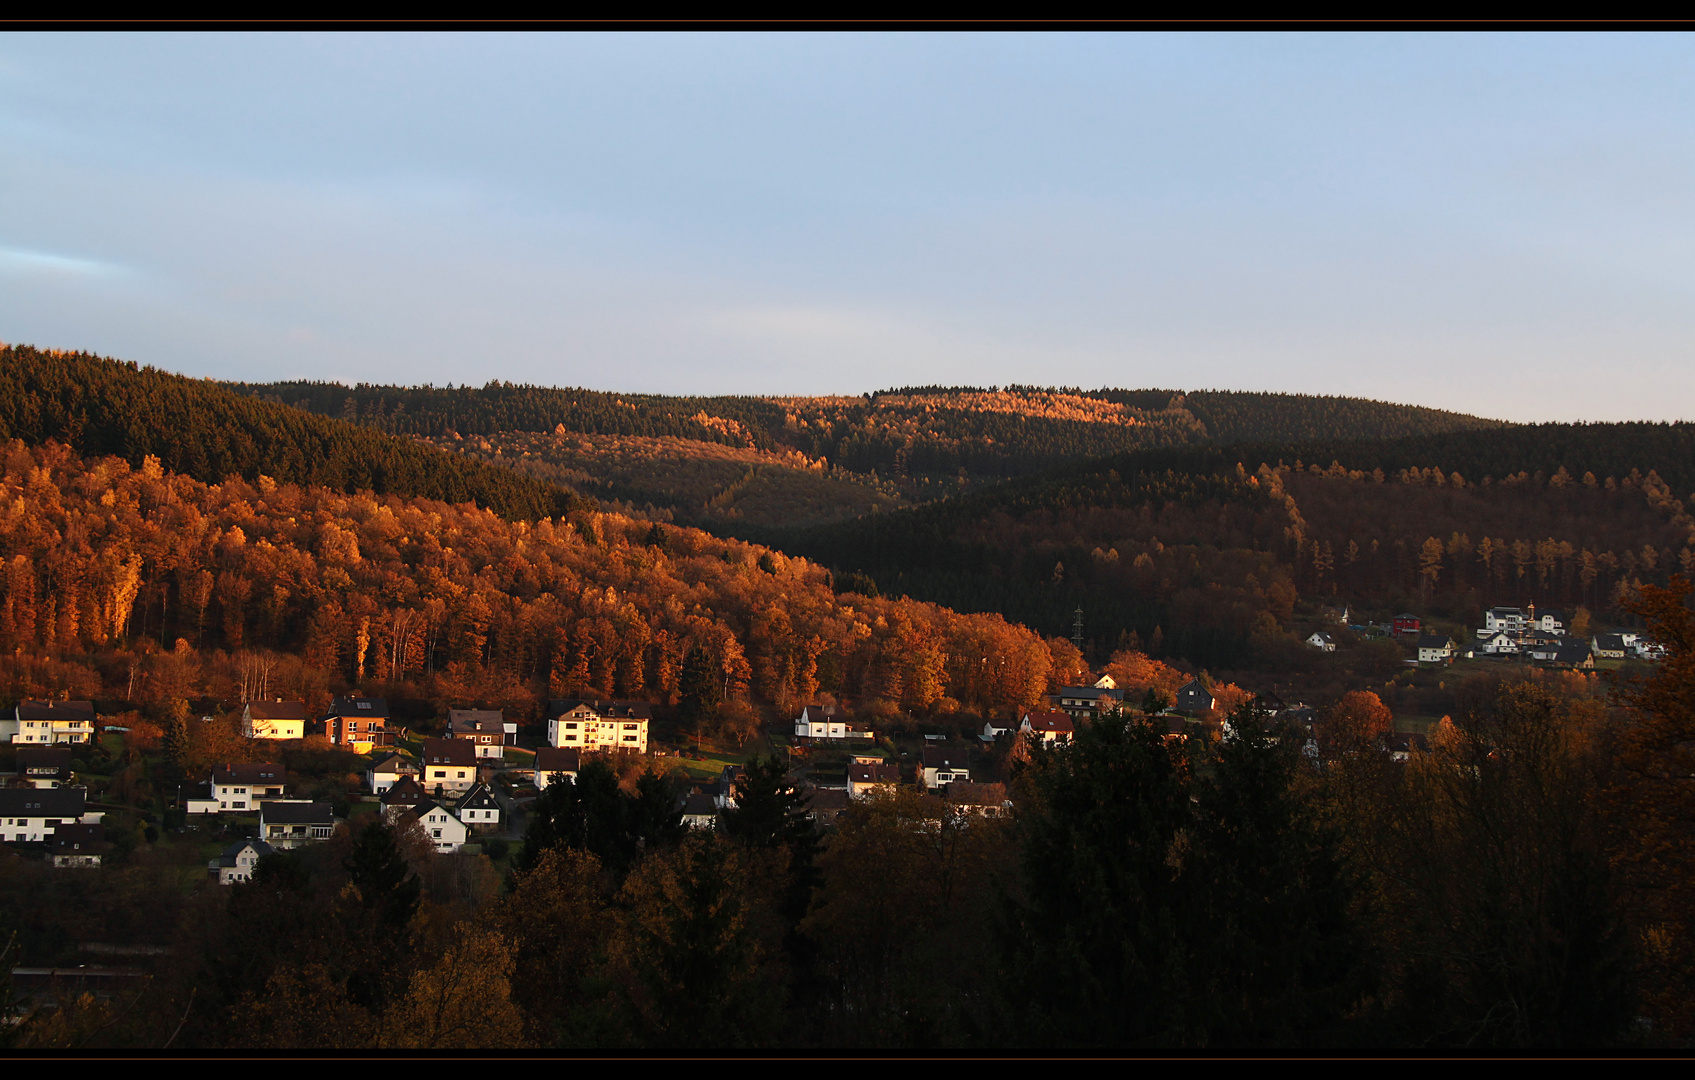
(368, 754), (417, 775)
(381, 776), (431, 806)
(1486, 606), (1523, 616)
(1054, 685), (1122, 702)
(447, 709), (504, 735)
(922, 745), (969, 770)
(1555, 643), (1594, 662)
(547, 699), (653, 721)
(257, 801), (335, 825)
(15, 747), (74, 773)
(800, 703), (843, 720)
(806, 788), (851, 813)
(1416, 634), (1453, 649)
(211, 763), (286, 786)
(1395, 612), (1422, 621)
(49, 823), (104, 851)
(16, 700), (96, 722)
(534, 746), (581, 773)
(1022, 710), (1075, 734)
(327, 695), (390, 719)
(421, 737), (477, 768)
(244, 700), (308, 720)
(848, 761), (899, 785)
(1175, 680), (1213, 704)
(454, 783), (500, 814)
(0, 788), (87, 817)
(213, 839), (274, 866)
(683, 793), (719, 816)
(1595, 633), (1629, 650)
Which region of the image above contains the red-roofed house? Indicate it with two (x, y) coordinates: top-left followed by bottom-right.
(1020, 710), (1074, 745)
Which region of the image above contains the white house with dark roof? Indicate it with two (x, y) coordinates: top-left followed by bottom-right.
(0, 700), (96, 745)
(420, 738), (478, 794)
(546, 699), (651, 754)
(1020, 710), (1075, 744)
(1417, 635), (1455, 664)
(209, 763), (286, 811)
(13, 747), (74, 788)
(209, 839), (274, 884)
(447, 709), (509, 760)
(534, 746), (580, 790)
(1306, 632), (1337, 653)
(920, 745), (971, 790)
(407, 803), (469, 854)
(258, 801), (337, 850)
(365, 753), (419, 795)
(454, 783), (502, 832)
(0, 788), (103, 844)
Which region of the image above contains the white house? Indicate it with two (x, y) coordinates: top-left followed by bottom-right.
(1593, 634), (1629, 660)
(13, 747), (74, 789)
(0, 788), (103, 844)
(420, 738), (478, 794)
(1416, 635), (1455, 664)
(409, 803), (470, 854)
(1481, 632), (1520, 656)
(792, 703), (873, 741)
(0, 700), (96, 746)
(979, 719), (1014, 743)
(1307, 632), (1337, 653)
(241, 700), (308, 740)
(208, 763), (287, 812)
(682, 792), (719, 830)
(365, 753), (419, 795)
(51, 824), (106, 868)
(546, 699), (651, 754)
(533, 746), (580, 790)
(1483, 607), (1526, 636)
(208, 839), (274, 884)
(447, 709), (509, 761)
(454, 783), (502, 832)
(920, 745), (971, 790)
(258, 801), (337, 850)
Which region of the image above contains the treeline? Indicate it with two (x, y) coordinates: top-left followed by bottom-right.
(0, 441), (1065, 724)
(1, 347), (589, 522)
(233, 379), (1500, 484)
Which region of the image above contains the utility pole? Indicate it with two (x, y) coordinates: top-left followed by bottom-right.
(1071, 607), (1084, 652)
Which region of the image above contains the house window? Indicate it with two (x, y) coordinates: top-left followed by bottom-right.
(432, 829), (442, 838)
(434, 770), (446, 778)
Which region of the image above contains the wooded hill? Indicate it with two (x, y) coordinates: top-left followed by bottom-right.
(749, 426), (1695, 669)
(232, 379), (1501, 486)
(1, 347), (589, 522)
(0, 439), (1069, 729)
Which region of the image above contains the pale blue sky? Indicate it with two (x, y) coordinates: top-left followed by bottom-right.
(3, 32), (1694, 421)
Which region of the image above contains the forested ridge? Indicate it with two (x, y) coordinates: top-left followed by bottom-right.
(1, 347), (590, 521)
(232, 379), (1501, 484)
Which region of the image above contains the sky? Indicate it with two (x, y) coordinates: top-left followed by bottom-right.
(3, 32), (1695, 421)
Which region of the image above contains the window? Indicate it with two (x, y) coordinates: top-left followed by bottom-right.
(432, 829), (442, 838)
(565, 722), (578, 729)
(434, 770), (446, 778)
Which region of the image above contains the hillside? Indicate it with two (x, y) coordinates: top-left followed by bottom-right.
(0, 439), (1065, 728)
(0, 346), (589, 521)
(750, 426), (1695, 669)
(230, 381), (1502, 524)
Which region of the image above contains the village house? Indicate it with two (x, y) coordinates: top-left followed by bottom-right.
(1020, 710), (1075, 745)
(546, 699), (651, 754)
(1306, 632), (1337, 653)
(1480, 631), (1520, 656)
(454, 783), (502, 832)
(1387, 732), (1430, 764)
(320, 696), (391, 753)
(1533, 609), (1568, 636)
(1480, 607), (1526, 637)
(448, 709), (510, 760)
(406, 802), (470, 854)
(848, 759), (899, 799)
(207, 763), (286, 812)
(242, 699), (308, 740)
(1174, 680), (1214, 715)
(920, 745), (971, 790)
(380, 776), (432, 822)
(792, 703), (875, 741)
(258, 801), (337, 850)
(0, 788), (104, 844)
(51, 823), (107, 868)
(945, 781), (1010, 818)
(1417, 635), (1456, 664)
(682, 792), (719, 829)
(533, 746), (581, 790)
(803, 786), (852, 826)
(365, 753), (419, 795)
(0, 700), (96, 746)
(1393, 613), (1422, 637)
(1593, 633), (1630, 660)
(420, 738), (478, 795)
(13, 746), (74, 788)
(1553, 642), (1596, 669)
(1050, 684), (1125, 720)
(183, 784), (220, 816)
(208, 839), (274, 884)
(716, 765), (747, 810)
